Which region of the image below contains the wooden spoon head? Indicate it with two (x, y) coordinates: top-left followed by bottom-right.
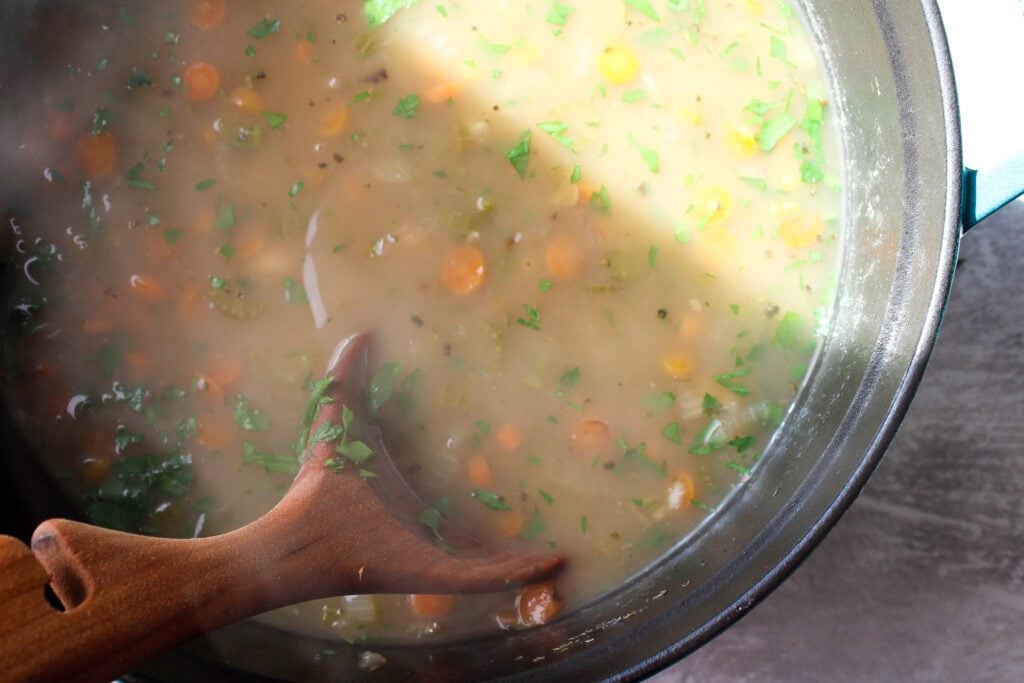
(270, 332), (564, 596)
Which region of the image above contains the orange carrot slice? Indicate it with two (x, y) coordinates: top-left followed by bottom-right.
(184, 62), (221, 101)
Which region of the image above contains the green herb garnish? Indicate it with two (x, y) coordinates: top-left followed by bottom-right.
(392, 94), (421, 119)
(471, 489), (512, 511)
(505, 129), (532, 178)
(248, 18), (282, 39)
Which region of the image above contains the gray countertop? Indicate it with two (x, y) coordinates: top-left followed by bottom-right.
(654, 202), (1024, 681)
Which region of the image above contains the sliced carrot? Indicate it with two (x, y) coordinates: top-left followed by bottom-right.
(197, 411), (233, 450)
(183, 62), (221, 102)
(545, 235), (586, 280)
(441, 245), (486, 295)
(423, 82), (460, 104)
(130, 274), (166, 302)
(320, 104), (350, 138)
(82, 457), (112, 488)
(571, 419), (611, 457)
(206, 355), (244, 386)
(466, 454), (493, 488)
(45, 110), (74, 141)
(235, 231), (267, 259)
(189, 0), (227, 30)
(575, 180), (599, 207)
(408, 594), (455, 617)
(494, 423), (523, 452)
(74, 131), (117, 177)
(496, 510), (525, 538)
(230, 87), (264, 114)
(516, 583), (562, 627)
(662, 354), (694, 379)
(294, 39), (315, 64)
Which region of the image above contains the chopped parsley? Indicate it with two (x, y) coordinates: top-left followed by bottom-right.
(392, 94), (421, 119)
(263, 111), (288, 130)
(471, 489), (512, 511)
(516, 304), (541, 331)
(505, 129), (532, 178)
(248, 18), (282, 39)
(233, 395), (271, 432)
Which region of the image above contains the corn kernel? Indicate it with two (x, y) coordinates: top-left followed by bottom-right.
(774, 202), (823, 248)
(744, 0), (766, 13)
(598, 45), (639, 84)
(727, 126), (758, 156)
(699, 187), (733, 227)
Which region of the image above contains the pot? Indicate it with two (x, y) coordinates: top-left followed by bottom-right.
(0, 1), (1020, 680)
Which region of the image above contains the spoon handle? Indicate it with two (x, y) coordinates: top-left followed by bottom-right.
(0, 520), (284, 683)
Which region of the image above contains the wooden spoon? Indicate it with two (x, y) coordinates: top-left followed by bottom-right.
(0, 332), (563, 683)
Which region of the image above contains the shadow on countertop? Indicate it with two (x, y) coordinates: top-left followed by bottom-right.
(654, 201), (1024, 683)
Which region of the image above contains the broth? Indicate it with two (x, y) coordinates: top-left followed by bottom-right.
(0, 0), (840, 644)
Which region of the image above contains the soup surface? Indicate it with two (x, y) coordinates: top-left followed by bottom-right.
(1, 0), (840, 645)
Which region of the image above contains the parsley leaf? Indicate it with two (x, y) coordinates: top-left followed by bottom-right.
(127, 163), (156, 190)
(713, 366), (753, 396)
(624, 0), (660, 21)
(369, 361), (403, 412)
(243, 442), (299, 474)
(471, 489), (512, 511)
(538, 121), (575, 150)
(365, 0), (418, 27)
(505, 129), (532, 178)
(756, 113), (797, 152)
(516, 304), (541, 331)
(547, 1), (576, 26)
(392, 94), (421, 119)
(263, 111), (288, 129)
(248, 18), (281, 39)
(233, 395), (271, 431)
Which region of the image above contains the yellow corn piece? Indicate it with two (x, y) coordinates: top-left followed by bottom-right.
(727, 126), (758, 156)
(775, 202), (823, 248)
(699, 186), (733, 227)
(598, 45), (639, 84)
(744, 0), (766, 13)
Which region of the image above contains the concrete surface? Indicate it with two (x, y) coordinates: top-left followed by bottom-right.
(652, 201), (1024, 681)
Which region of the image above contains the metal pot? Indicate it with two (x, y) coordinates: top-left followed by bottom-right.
(0, 1), (1019, 680)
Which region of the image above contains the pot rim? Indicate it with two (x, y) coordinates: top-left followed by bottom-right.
(622, 0), (964, 678)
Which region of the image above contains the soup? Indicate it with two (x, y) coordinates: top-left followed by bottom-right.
(0, 0), (840, 645)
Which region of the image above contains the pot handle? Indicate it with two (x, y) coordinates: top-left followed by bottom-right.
(940, 0), (1024, 231)
(962, 158), (1024, 231)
